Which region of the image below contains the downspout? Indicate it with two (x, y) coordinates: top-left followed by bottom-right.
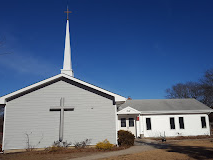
(207, 112), (212, 136)
(115, 104), (118, 145)
(138, 113), (141, 138)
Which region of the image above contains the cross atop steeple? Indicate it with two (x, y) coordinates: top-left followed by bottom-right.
(64, 6), (72, 20)
(61, 6), (74, 77)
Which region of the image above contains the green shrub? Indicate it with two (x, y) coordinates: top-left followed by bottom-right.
(95, 139), (114, 150)
(118, 130), (135, 146)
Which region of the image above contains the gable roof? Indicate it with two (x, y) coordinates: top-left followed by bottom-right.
(0, 73), (126, 104)
(118, 99), (213, 114)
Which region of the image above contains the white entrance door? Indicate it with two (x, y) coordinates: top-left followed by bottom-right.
(120, 116), (136, 136)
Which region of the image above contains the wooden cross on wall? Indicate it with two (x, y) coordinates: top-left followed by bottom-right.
(50, 98), (74, 142)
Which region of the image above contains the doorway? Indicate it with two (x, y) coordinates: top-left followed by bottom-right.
(119, 116), (136, 136)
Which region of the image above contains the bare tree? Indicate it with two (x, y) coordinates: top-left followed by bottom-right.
(200, 69), (213, 107)
(165, 69), (213, 108)
(165, 82), (202, 100)
(0, 36), (10, 130)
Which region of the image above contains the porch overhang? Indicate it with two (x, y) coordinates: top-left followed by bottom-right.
(117, 106), (140, 115)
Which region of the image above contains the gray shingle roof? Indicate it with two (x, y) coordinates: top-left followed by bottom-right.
(118, 99), (212, 113)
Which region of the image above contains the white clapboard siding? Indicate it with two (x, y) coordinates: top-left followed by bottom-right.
(3, 80), (116, 150)
(141, 114), (210, 137)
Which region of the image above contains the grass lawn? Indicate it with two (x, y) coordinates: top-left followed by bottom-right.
(102, 139), (213, 160)
(1, 139), (213, 160)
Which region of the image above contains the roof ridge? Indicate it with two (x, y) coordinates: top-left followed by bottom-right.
(127, 98), (195, 101)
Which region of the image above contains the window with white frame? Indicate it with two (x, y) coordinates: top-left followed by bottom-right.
(170, 117), (175, 129)
(146, 118), (151, 130)
(179, 117), (184, 129)
(201, 117), (207, 128)
(121, 118), (126, 127)
(129, 118), (134, 127)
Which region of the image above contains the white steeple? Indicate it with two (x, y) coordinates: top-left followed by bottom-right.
(61, 7), (74, 77)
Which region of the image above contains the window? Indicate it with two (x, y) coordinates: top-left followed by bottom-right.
(146, 118), (151, 130)
(170, 117), (175, 129)
(179, 117), (184, 129)
(121, 118), (126, 127)
(129, 118), (134, 127)
(201, 117), (207, 128)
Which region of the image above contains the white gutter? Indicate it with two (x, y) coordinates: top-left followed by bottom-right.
(140, 109), (213, 114)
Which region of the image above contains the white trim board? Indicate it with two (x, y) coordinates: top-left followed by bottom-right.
(117, 106), (140, 114)
(118, 107), (213, 115)
(140, 110), (213, 114)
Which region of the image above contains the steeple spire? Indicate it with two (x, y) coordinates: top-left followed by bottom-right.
(61, 6), (74, 77)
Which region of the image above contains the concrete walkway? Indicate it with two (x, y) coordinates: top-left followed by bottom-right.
(71, 139), (158, 160)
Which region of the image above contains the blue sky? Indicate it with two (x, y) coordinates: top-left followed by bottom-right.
(0, 0), (213, 99)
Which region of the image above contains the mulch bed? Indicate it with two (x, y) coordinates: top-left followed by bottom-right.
(40, 146), (128, 154)
(0, 146), (129, 160)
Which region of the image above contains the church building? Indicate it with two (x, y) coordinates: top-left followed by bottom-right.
(0, 9), (212, 152)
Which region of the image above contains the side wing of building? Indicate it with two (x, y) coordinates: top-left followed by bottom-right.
(118, 99), (212, 138)
(141, 114), (210, 137)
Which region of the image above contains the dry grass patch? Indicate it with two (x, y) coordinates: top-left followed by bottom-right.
(168, 139), (213, 147)
(103, 139), (213, 160)
(102, 149), (191, 160)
